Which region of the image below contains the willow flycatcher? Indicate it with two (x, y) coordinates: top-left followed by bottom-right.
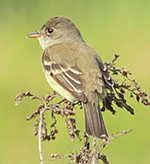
(26, 16), (113, 138)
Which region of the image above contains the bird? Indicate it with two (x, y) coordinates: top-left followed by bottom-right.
(26, 16), (113, 138)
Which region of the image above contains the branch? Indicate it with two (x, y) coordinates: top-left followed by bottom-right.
(102, 54), (150, 115)
(14, 54), (150, 164)
(91, 138), (99, 164)
(39, 107), (47, 164)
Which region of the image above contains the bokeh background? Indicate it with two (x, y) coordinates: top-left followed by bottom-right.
(1, 0), (150, 163)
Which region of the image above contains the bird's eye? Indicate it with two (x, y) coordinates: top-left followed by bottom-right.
(46, 28), (54, 35)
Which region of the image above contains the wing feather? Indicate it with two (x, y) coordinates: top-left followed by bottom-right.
(42, 52), (87, 102)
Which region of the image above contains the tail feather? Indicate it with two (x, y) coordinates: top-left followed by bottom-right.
(82, 101), (107, 138)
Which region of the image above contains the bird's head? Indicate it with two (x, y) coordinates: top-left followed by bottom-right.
(26, 16), (83, 49)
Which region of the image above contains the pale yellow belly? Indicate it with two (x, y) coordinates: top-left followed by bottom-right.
(44, 72), (77, 102)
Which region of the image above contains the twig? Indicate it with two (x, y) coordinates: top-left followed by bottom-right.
(38, 106), (47, 164)
(14, 54), (150, 164)
(91, 138), (99, 164)
(99, 128), (133, 154)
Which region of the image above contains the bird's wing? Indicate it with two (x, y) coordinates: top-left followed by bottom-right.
(96, 58), (114, 90)
(42, 50), (87, 103)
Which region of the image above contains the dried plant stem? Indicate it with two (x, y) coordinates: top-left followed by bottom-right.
(39, 107), (46, 164)
(91, 138), (99, 164)
(14, 54), (150, 164)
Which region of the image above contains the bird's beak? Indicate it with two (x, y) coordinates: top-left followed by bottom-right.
(26, 32), (41, 38)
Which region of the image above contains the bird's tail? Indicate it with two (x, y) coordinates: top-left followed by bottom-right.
(82, 99), (107, 138)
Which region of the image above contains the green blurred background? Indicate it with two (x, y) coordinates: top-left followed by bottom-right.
(1, 0), (150, 163)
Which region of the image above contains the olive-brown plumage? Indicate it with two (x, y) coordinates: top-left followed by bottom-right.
(27, 16), (113, 138)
